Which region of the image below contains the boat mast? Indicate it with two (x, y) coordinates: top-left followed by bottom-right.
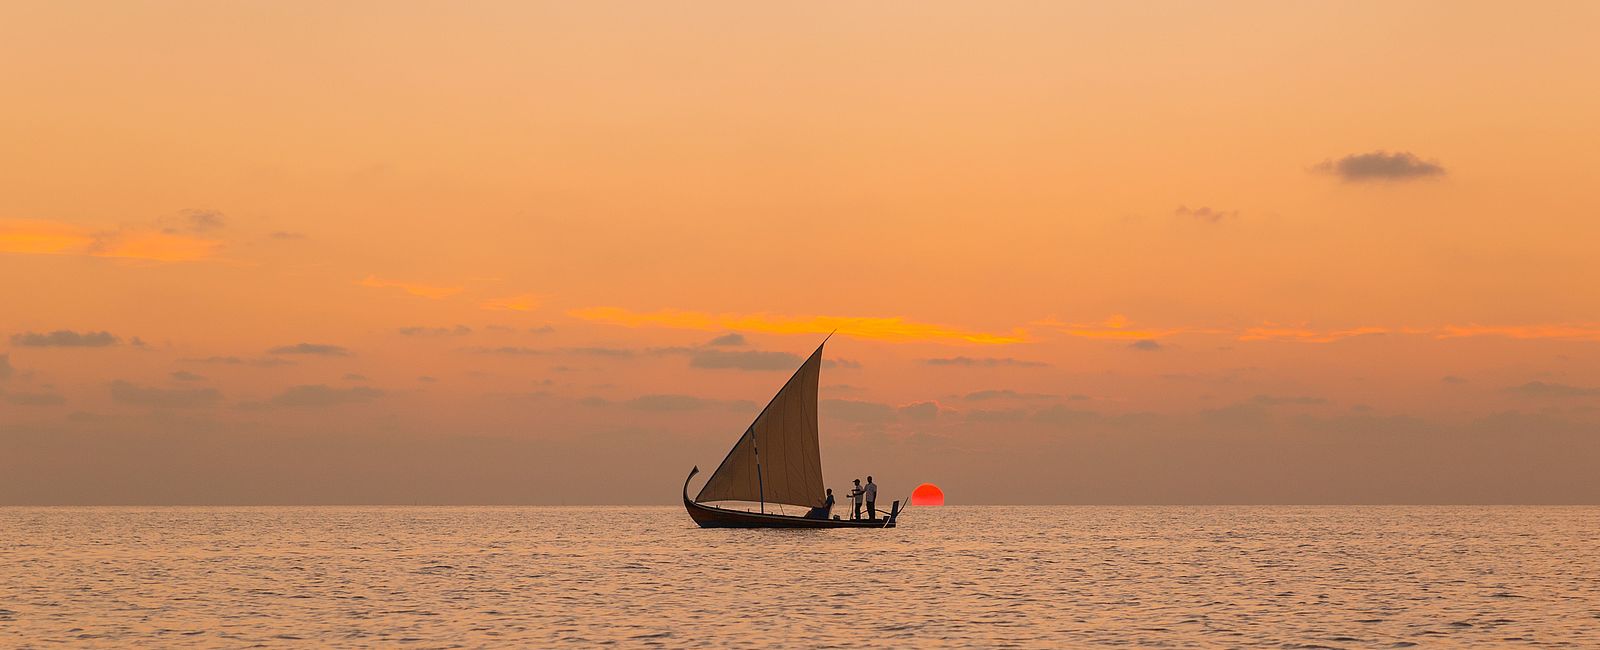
(753, 431), (764, 513)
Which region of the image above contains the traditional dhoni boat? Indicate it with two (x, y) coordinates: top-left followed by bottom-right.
(683, 338), (902, 528)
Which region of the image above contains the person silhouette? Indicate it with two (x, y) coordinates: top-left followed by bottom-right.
(805, 489), (835, 519)
(864, 476), (878, 520)
(849, 479), (863, 520)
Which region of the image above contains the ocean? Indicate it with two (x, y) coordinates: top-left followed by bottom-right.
(2, 506), (1596, 648)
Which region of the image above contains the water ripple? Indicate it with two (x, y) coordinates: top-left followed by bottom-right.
(1, 506), (1596, 647)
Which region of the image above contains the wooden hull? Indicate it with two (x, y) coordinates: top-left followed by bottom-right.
(682, 467), (897, 529)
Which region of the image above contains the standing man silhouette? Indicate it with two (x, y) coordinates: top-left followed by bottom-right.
(849, 479), (863, 520)
(864, 476), (879, 520)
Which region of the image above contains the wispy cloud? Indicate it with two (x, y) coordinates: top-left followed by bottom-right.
(10, 330), (122, 347)
(1312, 150), (1446, 182)
(569, 307), (1026, 344)
(254, 385), (385, 408)
(466, 346), (544, 356)
(1175, 205), (1237, 223)
(963, 389), (1055, 401)
(1507, 381), (1600, 398)
(1251, 394), (1329, 406)
(481, 294), (541, 312)
(707, 332), (746, 346)
(821, 398), (899, 423)
(898, 401), (942, 420)
(1032, 315), (1203, 340)
(3, 390), (65, 406)
(688, 349), (801, 371)
(358, 275), (464, 299)
(1129, 339), (1163, 351)
(465, 346), (634, 357)
(398, 325), (473, 337)
(1238, 326), (1389, 343)
(268, 343), (350, 356)
(1045, 317), (1600, 345)
(1437, 324), (1600, 342)
(922, 356), (1049, 368)
(170, 371), (205, 382)
(110, 380), (222, 408)
(181, 356), (294, 367)
(0, 219), (221, 262)
(172, 209), (226, 233)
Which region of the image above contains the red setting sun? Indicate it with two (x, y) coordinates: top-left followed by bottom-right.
(911, 483), (945, 506)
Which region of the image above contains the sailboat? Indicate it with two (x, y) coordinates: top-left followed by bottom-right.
(682, 337), (902, 528)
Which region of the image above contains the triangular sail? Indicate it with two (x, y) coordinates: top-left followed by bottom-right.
(695, 342), (826, 509)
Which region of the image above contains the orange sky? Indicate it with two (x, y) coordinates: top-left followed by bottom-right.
(3, 1), (1598, 504)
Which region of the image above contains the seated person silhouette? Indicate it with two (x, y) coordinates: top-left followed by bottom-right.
(805, 489), (836, 519)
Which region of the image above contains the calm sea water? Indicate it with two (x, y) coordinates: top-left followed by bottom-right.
(2, 506), (1597, 648)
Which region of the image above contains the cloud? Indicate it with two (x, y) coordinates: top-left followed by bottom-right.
(92, 231), (221, 262)
(176, 209), (226, 232)
(170, 371), (205, 382)
(268, 343), (350, 356)
(399, 325), (473, 337)
(897, 401), (941, 420)
(10, 330), (121, 347)
(1129, 339), (1163, 351)
(576, 393), (753, 412)
(567, 347), (634, 358)
(922, 356), (1049, 368)
(260, 385), (385, 408)
(1312, 150), (1445, 182)
(343, 373), (369, 381)
(823, 358), (863, 369)
(467, 346), (543, 356)
(689, 349), (801, 371)
(1031, 315), (1203, 341)
(0, 354), (11, 380)
(965, 408), (1029, 423)
(1442, 376), (1468, 385)
(465, 346), (634, 358)
(1238, 326), (1389, 343)
(529, 325), (556, 334)
(418, 376), (437, 383)
(964, 389), (1055, 401)
(110, 380), (222, 408)
(569, 307), (1026, 344)
(0, 219), (222, 262)
(821, 399), (898, 423)
(359, 275), (463, 299)
(625, 394), (709, 411)
(1032, 405), (1098, 426)
(1437, 324), (1600, 342)
(1175, 205), (1237, 223)
(268, 231), (307, 240)
(707, 333), (746, 346)
(1251, 395), (1329, 406)
(481, 294), (540, 312)
(4, 390), (65, 406)
(181, 356), (294, 367)
(1507, 381), (1600, 398)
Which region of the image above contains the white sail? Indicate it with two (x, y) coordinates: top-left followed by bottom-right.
(694, 342), (826, 509)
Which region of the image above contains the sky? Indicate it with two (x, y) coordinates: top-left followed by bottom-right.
(3, 1), (1598, 504)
